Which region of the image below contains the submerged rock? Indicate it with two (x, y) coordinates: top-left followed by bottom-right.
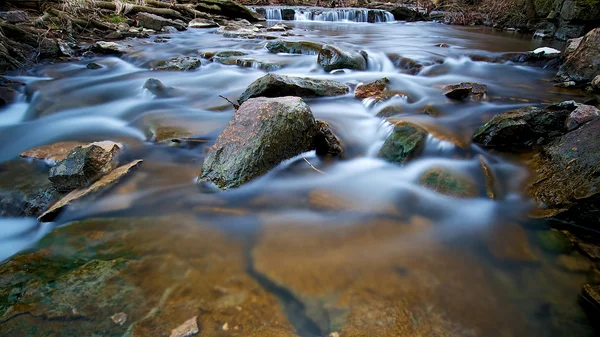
(472, 104), (574, 150)
(40, 160), (142, 221)
(354, 77), (389, 100)
(199, 96), (342, 189)
(143, 78), (180, 98)
(238, 73), (349, 104)
(487, 223), (539, 263)
(318, 45), (367, 72)
(265, 40), (323, 55)
(49, 142), (122, 192)
(419, 167), (478, 198)
(152, 56), (201, 71)
(444, 82), (488, 101)
(137, 12), (186, 31)
(20, 142), (86, 164)
(378, 122), (427, 165)
(557, 28), (600, 83)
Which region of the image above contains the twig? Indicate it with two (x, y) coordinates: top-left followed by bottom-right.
(218, 95), (239, 110)
(303, 158), (325, 175)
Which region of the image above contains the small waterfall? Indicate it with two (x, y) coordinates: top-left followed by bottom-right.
(254, 7), (395, 23)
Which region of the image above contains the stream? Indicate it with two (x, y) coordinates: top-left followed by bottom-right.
(0, 14), (597, 337)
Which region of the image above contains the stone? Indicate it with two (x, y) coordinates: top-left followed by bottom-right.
(137, 12), (186, 31)
(387, 54), (425, 75)
(57, 40), (74, 57)
(169, 316), (199, 337)
(49, 142), (122, 192)
(238, 73), (349, 104)
(444, 82), (487, 101)
(419, 167), (478, 198)
(354, 77), (389, 100)
(199, 97), (342, 189)
(86, 62), (102, 69)
(565, 37), (582, 58)
(265, 40), (323, 55)
(152, 57), (201, 71)
(487, 223), (539, 263)
(212, 50), (248, 64)
(378, 122), (427, 165)
(557, 28), (600, 83)
(554, 24), (585, 41)
(556, 254), (593, 272)
(20, 141), (86, 164)
(267, 23), (289, 32)
(93, 41), (129, 54)
(143, 78), (179, 98)
(532, 47), (560, 56)
(0, 11), (28, 23)
(535, 230), (574, 254)
(162, 26), (179, 33)
(472, 105), (573, 150)
(195, 0), (265, 22)
(582, 284), (600, 314)
(592, 75), (600, 91)
(188, 18), (219, 28)
(527, 118), (600, 223)
(111, 312), (128, 326)
(40, 160), (142, 222)
(390, 6), (428, 21)
(565, 104), (600, 131)
(318, 45), (367, 72)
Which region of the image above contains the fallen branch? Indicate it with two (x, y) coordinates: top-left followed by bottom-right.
(94, 1), (185, 20)
(304, 158), (325, 175)
(218, 95), (239, 110)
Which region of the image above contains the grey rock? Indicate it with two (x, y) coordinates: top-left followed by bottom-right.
(0, 11), (28, 23)
(565, 104), (600, 131)
(152, 56), (201, 71)
(161, 26), (179, 33)
(238, 73), (349, 104)
(265, 40), (323, 55)
(137, 12), (186, 31)
(189, 18), (219, 28)
(557, 28), (600, 83)
(199, 96), (342, 189)
(93, 41), (129, 54)
(317, 45), (367, 72)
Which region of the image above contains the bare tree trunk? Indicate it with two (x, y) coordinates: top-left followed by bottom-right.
(525, 0), (536, 19)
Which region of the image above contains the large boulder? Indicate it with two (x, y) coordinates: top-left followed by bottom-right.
(48, 142), (122, 192)
(265, 40), (324, 55)
(199, 96), (342, 189)
(238, 73), (349, 104)
(137, 12), (186, 31)
(151, 56), (201, 71)
(444, 82), (488, 101)
(472, 103), (575, 150)
(549, 0), (600, 40)
(390, 7), (428, 21)
(194, 0), (265, 22)
(557, 28), (600, 83)
(378, 122), (427, 165)
(317, 45), (368, 72)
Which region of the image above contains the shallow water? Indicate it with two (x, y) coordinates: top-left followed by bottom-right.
(0, 18), (598, 337)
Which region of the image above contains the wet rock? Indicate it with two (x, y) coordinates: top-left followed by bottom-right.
(188, 18), (219, 28)
(391, 6), (427, 21)
(387, 54), (425, 75)
(234, 58), (283, 71)
(196, 0), (265, 22)
(317, 45), (367, 72)
(592, 75), (600, 91)
(419, 167), (478, 198)
(557, 28), (600, 83)
(143, 78), (179, 98)
(216, 19), (269, 39)
(472, 105), (574, 150)
(265, 40), (323, 55)
(526, 117), (600, 223)
(535, 230), (574, 254)
(40, 160), (142, 221)
(267, 23), (289, 32)
(565, 37), (582, 58)
(199, 97), (341, 189)
(238, 73), (349, 104)
(86, 62), (102, 69)
(0, 11), (28, 23)
(49, 141), (122, 192)
(20, 141), (86, 164)
(212, 50), (248, 64)
(556, 253), (593, 272)
(169, 316), (199, 337)
(137, 12), (186, 31)
(378, 122), (427, 165)
(582, 284), (600, 311)
(354, 77), (389, 100)
(487, 223), (539, 263)
(444, 82), (488, 101)
(57, 40), (74, 57)
(0, 85), (17, 107)
(162, 26), (179, 33)
(565, 104), (600, 131)
(111, 312), (128, 326)
(152, 56), (201, 71)
(93, 41), (129, 54)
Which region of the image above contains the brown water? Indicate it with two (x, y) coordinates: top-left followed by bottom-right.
(0, 18), (597, 337)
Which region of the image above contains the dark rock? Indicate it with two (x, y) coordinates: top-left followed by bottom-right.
(281, 8), (296, 20)
(582, 284), (600, 312)
(527, 117), (600, 223)
(444, 82), (488, 101)
(535, 230), (574, 254)
(390, 7), (428, 21)
(86, 62), (102, 69)
(189, 18), (219, 28)
(565, 104), (600, 131)
(387, 54), (425, 75)
(238, 73), (349, 104)
(143, 78), (179, 98)
(472, 104), (574, 150)
(554, 24), (585, 41)
(212, 50), (248, 64)
(199, 96), (342, 189)
(557, 28), (600, 83)
(378, 122), (427, 165)
(0, 86), (16, 107)
(49, 142), (121, 192)
(151, 56), (201, 71)
(419, 167), (478, 198)
(355, 77), (389, 100)
(317, 44), (367, 72)
(137, 12), (186, 31)
(194, 0), (265, 22)
(265, 40), (323, 55)
(0, 11), (28, 23)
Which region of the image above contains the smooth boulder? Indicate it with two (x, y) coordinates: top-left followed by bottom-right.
(265, 40), (323, 55)
(238, 73), (349, 104)
(49, 141), (121, 192)
(317, 45), (367, 72)
(355, 77), (389, 100)
(378, 122), (427, 165)
(444, 82), (488, 101)
(199, 96), (342, 189)
(151, 56), (201, 71)
(137, 12), (186, 31)
(557, 28), (600, 83)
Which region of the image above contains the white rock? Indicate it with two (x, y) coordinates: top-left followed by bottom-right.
(169, 316), (199, 337)
(532, 47), (560, 55)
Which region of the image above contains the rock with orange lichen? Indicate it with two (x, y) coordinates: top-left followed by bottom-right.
(199, 96), (342, 189)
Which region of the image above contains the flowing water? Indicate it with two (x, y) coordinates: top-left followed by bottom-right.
(0, 17), (598, 337)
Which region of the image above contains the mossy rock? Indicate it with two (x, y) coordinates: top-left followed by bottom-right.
(378, 122), (427, 165)
(535, 230), (574, 254)
(419, 167), (478, 198)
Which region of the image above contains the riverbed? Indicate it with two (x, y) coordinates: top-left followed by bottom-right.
(0, 15), (597, 337)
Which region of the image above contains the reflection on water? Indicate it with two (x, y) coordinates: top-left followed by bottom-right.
(0, 20), (597, 337)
